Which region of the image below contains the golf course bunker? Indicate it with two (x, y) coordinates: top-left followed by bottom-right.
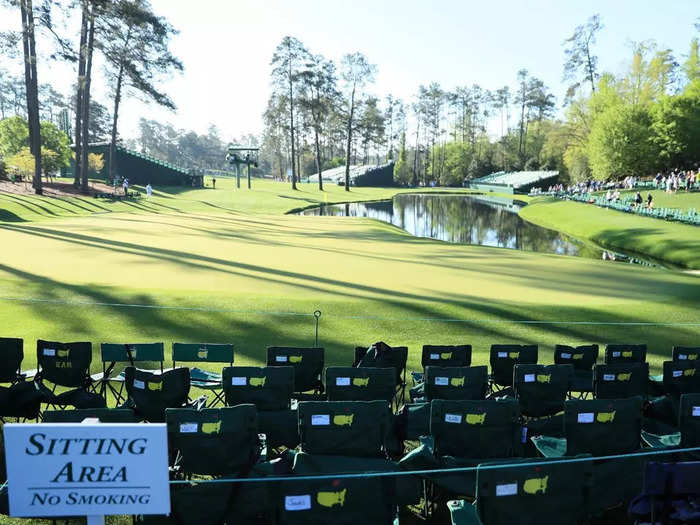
(300, 193), (660, 265)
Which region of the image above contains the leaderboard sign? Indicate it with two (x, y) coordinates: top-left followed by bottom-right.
(4, 423), (170, 518)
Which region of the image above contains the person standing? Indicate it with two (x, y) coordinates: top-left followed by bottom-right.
(146, 183), (152, 198)
(212, 176), (216, 189)
(123, 177), (129, 196)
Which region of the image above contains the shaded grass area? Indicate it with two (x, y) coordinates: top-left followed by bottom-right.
(520, 197), (700, 269)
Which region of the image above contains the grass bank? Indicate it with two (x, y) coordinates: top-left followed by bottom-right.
(520, 196), (700, 269)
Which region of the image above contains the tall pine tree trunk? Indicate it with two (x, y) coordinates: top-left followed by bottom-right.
(344, 82), (356, 192)
(288, 62), (297, 190)
(109, 61), (125, 183)
(79, 1), (95, 194)
(73, 2), (88, 186)
(314, 127), (323, 191)
(20, 0), (42, 194)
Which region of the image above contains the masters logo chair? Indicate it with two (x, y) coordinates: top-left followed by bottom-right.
(267, 346), (324, 399)
(604, 343), (647, 364)
(172, 342), (234, 407)
(96, 342), (165, 406)
(554, 344), (598, 398)
(446, 456), (593, 525)
(489, 344), (538, 391)
(325, 367), (396, 404)
(222, 365), (299, 450)
(35, 339), (105, 412)
(165, 405), (260, 477)
(422, 366), (488, 402)
(411, 345), (472, 385)
(123, 366), (192, 422)
(532, 397), (645, 513)
(593, 362), (648, 400)
(354, 342), (408, 407)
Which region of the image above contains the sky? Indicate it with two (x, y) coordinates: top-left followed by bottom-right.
(1, 0), (698, 143)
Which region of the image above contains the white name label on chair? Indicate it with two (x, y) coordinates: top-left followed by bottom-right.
(560, 352), (571, 359)
(678, 354), (687, 360)
(335, 377), (350, 386)
(523, 374), (535, 383)
(673, 370), (683, 377)
(495, 483), (518, 496)
(311, 415), (330, 426)
(577, 412), (594, 423)
(693, 406), (700, 417)
(285, 495), (311, 511)
(612, 351), (621, 357)
(497, 352), (508, 358)
(133, 379), (145, 390)
(434, 377), (449, 386)
(179, 423), (198, 433)
(43, 349), (56, 356)
(603, 374), (616, 381)
(430, 353), (440, 360)
(231, 377), (247, 386)
(444, 413), (462, 424)
(4, 423), (170, 518)
(275, 356), (288, 363)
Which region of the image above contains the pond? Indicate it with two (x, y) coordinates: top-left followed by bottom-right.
(298, 193), (663, 267)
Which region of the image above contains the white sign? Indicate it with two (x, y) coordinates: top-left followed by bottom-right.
(4, 423), (170, 518)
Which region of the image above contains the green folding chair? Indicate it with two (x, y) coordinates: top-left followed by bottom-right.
(531, 397), (645, 513)
(641, 393), (700, 458)
(42, 408), (139, 423)
(661, 361), (700, 398)
(96, 342), (165, 406)
(672, 346), (700, 362)
(593, 362), (648, 399)
(0, 337), (43, 420)
(423, 366), (488, 401)
(165, 405), (260, 476)
(172, 342), (234, 406)
(412, 345), (472, 384)
(401, 398), (523, 506)
(604, 343), (647, 364)
(489, 344), (538, 389)
(554, 344), (598, 397)
(277, 453), (406, 525)
(123, 366), (191, 422)
(355, 343), (409, 407)
(222, 366), (294, 410)
(325, 367), (396, 403)
(513, 364), (573, 418)
(267, 346), (324, 398)
(222, 366), (298, 450)
(36, 339), (105, 411)
(298, 400), (391, 457)
(447, 455), (593, 525)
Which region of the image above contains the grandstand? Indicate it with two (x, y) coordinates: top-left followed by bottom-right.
(67, 142), (203, 187)
(469, 170), (559, 194)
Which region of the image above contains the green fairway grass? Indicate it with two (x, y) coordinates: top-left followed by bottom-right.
(520, 196), (700, 269)
(0, 180), (697, 379)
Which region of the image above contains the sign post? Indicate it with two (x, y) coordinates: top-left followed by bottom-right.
(3, 423), (170, 520)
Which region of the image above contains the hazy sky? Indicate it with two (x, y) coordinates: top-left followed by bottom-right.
(1, 0), (698, 142)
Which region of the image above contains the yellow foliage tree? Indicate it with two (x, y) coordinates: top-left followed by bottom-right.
(88, 153), (105, 175)
(6, 148), (36, 181)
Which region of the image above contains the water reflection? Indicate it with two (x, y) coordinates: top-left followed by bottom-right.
(299, 194), (660, 265)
